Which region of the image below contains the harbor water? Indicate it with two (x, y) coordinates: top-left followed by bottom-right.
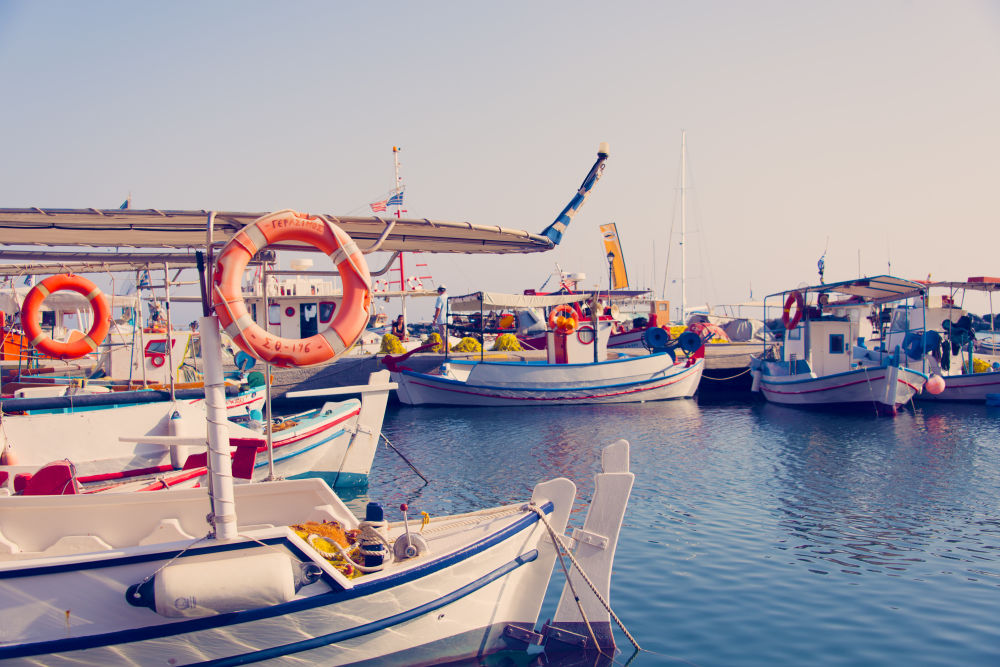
(339, 397), (1000, 666)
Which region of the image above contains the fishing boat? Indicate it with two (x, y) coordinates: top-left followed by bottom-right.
(750, 276), (932, 415)
(0, 257), (267, 418)
(0, 173), (636, 662)
(882, 277), (1000, 402)
(0, 435), (634, 664)
(387, 290), (705, 406)
(0, 370), (394, 493)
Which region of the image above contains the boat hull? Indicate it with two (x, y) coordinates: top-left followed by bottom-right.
(919, 370), (1000, 402)
(0, 478), (576, 666)
(755, 364), (926, 415)
(392, 354), (703, 406)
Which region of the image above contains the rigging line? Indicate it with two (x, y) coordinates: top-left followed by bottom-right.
(660, 148), (683, 301)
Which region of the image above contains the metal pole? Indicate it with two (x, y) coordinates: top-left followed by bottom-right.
(261, 262), (276, 480)
(201, 314), (238, 540)
(162, 262), (176, 400)
(680, 130), (687, 326)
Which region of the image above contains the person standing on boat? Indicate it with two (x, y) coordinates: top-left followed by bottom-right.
(433, 285), (448, 341)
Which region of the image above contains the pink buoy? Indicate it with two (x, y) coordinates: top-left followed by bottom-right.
(925, 374), (946, 395)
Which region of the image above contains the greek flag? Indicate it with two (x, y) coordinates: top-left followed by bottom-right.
(386, 190), (404, 207)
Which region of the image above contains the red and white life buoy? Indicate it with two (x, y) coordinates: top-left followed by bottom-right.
(150, 353), (166, 368)
(548, 304), (579, 333)
(22, 274), (111, 360)
(212, 210), (372, 367)
(782, 291), (805, 330)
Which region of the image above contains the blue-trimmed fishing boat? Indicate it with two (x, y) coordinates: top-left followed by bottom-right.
(750, 276), (931, 415)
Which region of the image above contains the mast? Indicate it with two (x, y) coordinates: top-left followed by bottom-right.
(393, 146), (407, 333)
(680, 130), (687, 324)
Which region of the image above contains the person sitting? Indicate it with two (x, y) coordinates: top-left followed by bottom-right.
(391, 314), (406, 340)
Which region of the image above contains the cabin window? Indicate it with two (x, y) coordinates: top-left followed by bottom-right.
(145, 339), (173, 355)
(268, 304), (281, 325)
(829, 334), (845, 354)
(302, 304), (317, 322)
(787, 327), (801, 340)
(319, 302), (336, 323)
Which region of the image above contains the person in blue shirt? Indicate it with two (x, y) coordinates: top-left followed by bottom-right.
(433, 286), (448, 340)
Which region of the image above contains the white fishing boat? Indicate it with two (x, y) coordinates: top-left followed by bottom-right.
(0, 167), (637, 663)
(883, 277), (1000, 402)
(0, 258), (267, 418)
(0, 436), (634, 665)
(750, 276), (931, 415)
(0, 370), (393, 493)
(388, 290), (704, 406)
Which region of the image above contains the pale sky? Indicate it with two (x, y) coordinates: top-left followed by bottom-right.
(2, 1), (999, 320)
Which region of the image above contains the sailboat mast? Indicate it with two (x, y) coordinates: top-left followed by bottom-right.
(680, 130), (687, 324)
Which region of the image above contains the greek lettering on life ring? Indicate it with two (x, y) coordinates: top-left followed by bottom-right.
(22, 274), (111, 360)
(548, 304), (579, 333)
(212, 210), (372, 367)
(782, 291), (805, 330)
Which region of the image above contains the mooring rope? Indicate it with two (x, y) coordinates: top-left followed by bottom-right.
(526, 503), (642, 652)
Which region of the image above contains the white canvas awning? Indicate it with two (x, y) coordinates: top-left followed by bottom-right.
(766, 275), (926, 305)
(0, 208), (555, 255)
(449, 291), (596, 312)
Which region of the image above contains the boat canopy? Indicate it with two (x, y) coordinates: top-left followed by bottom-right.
(929, 279), (1000, 293)
(449, 291), (596, 312)
(0, 208), (555, 255)
(766, 275), (926, 305)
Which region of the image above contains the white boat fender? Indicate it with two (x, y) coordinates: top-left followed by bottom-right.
(393, 503), (429, 560)
(125, 552), (321, 618)
(168, 409), (201, 470)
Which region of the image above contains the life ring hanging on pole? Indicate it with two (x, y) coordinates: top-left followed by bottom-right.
(548, 304), (579, 333)
(212, 209), (372, 367)
(782, 291), (805, 330)
(22, 274), (111, 360)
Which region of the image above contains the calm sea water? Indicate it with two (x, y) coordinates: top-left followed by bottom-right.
(338, 398), (1000, 666)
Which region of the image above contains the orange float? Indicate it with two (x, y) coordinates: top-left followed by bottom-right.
(782, 290), (805, 330)
(22, 274), (111, 360)
(548, 304), (580, 333)
(212, 209), (372, 367)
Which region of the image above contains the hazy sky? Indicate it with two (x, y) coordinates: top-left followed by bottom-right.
(2, 1), (998, 319)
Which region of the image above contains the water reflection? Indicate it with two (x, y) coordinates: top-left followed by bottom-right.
(757, 402), (1000, 580)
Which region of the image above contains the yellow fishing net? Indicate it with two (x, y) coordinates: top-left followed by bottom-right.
(379, 333), (406, 355)
(450, 337), (482, 353)
(491, 333), (523, 351)
(292, 520), (364, 579)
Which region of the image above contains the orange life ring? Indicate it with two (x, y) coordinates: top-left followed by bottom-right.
(782, 291), (805, 330)
(548, 304), (579, 333)
(22, 274), (111, 360)
(212, 209), (372, 367)
(150, 353), (166, 368)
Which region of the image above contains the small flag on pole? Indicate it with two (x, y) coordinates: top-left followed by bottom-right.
(120, 196), (131, 209)
(386, 190), (404, 207)
(369, 199), (388, 213)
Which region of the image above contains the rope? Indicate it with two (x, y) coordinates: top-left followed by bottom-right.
(700, 367), (750, 381)
(303, 520), (394, 573)
(526, 504), (641, 652)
